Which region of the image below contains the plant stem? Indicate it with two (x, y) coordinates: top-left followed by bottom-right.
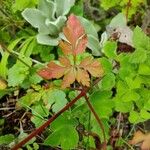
(12, 50), (44, 65)
(0, 43), (31, 68)
(11, 78), (103, 149)
(126, 0), (131, 20)
(84, 94), (107, 150)
(11, 90), (86, 150)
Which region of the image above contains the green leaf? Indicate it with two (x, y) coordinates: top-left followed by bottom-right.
(37, 34), (59, 46)
(0, 134), (15, 145)
(78, 16), (101, 56)
(33, 143), (39, 150)
(23, 37), (36, 56)
(99, 73), (115, 90)
(39, 47), (54, 62)
(99, 57), (113, 74)
(22, 8), (48, 34)
(26, 145), (33, 150)
(43, 89), (68, 113)
(129, 48), (147, 63)
(12, 0), (38, 12)
(55, 0), (75, 17)
(45, 16), (66, 35)
(31, 116), (45, 128)
(44, 112), (78, 149)
(90, 91), (114, 119)
(118, 54), (136, 80)
(101, 0), (119, 10)
(144, 99), (150, 110)
(103, 41), (117, 58)
(125, 76), (142, 89)
(109, 13), (126, 27)
(121, 90), (140, 102)
(44, 125), (78, 149)
(53, 16), (66, 30)
(129, 111), (140, 123)
(38, 0), (55, 19)
(17, 91), (41, 108)
(87, 35), (101, 56)
(78, 16), (98, 39)
(32, 103), (49, 118)
(70, 2), (83, 16)
(23, 65), (43, 85)
(140, 109), (150, 120)
(0, 38), (23, 79)
(133, 26), (150, 50)
(116, 80), (128, 96)
(138, 63), (150, 75)
(0, 88), (14, 99)
(115, 99), (133, 113)
(8, 58), (32, 87)
(20, 37), (35, 56)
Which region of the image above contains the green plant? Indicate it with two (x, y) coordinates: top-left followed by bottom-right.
(100, 0), (146, 19)
(22, 0), (75, 46)
(0, 1), (150, 150)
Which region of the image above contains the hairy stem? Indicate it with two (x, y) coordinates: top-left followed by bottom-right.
(11, 90), (86, 150)
(84, 94), (107, 150)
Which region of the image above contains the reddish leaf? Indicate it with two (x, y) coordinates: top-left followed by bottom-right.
(59, 56), (71, 67)
(76, 68), (90, 87)
(38, 68), (52, 80)
(75, 35), (87, 55)
(59, 40), (72, 55)
(38, 14), (104, 88)
(79, 57), (104, 77)
(59, 14), (87, 55)
(62, 67), (76, 88)
(38, 59), (68, 80)
(47, 62), (66, 79)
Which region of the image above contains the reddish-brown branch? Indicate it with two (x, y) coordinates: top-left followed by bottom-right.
(84, 94), (107, 150)
(11, 78), (103, 150)
(11, 90), (86, 150)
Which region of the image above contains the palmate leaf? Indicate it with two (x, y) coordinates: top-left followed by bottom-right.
(44, 112), (78, 149)
(38, 14), (104, 88)
(38, 56), (103, 88)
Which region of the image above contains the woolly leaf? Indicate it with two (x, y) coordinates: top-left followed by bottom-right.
(55, 0), (75, 17)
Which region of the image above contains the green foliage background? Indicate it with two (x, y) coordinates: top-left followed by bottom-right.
(0, 0), (150, 149)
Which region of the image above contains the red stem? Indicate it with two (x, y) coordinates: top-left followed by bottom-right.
(84, 94), (107, 150)
(11, 90), (86, 150)
(11, 78), (103, 150)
